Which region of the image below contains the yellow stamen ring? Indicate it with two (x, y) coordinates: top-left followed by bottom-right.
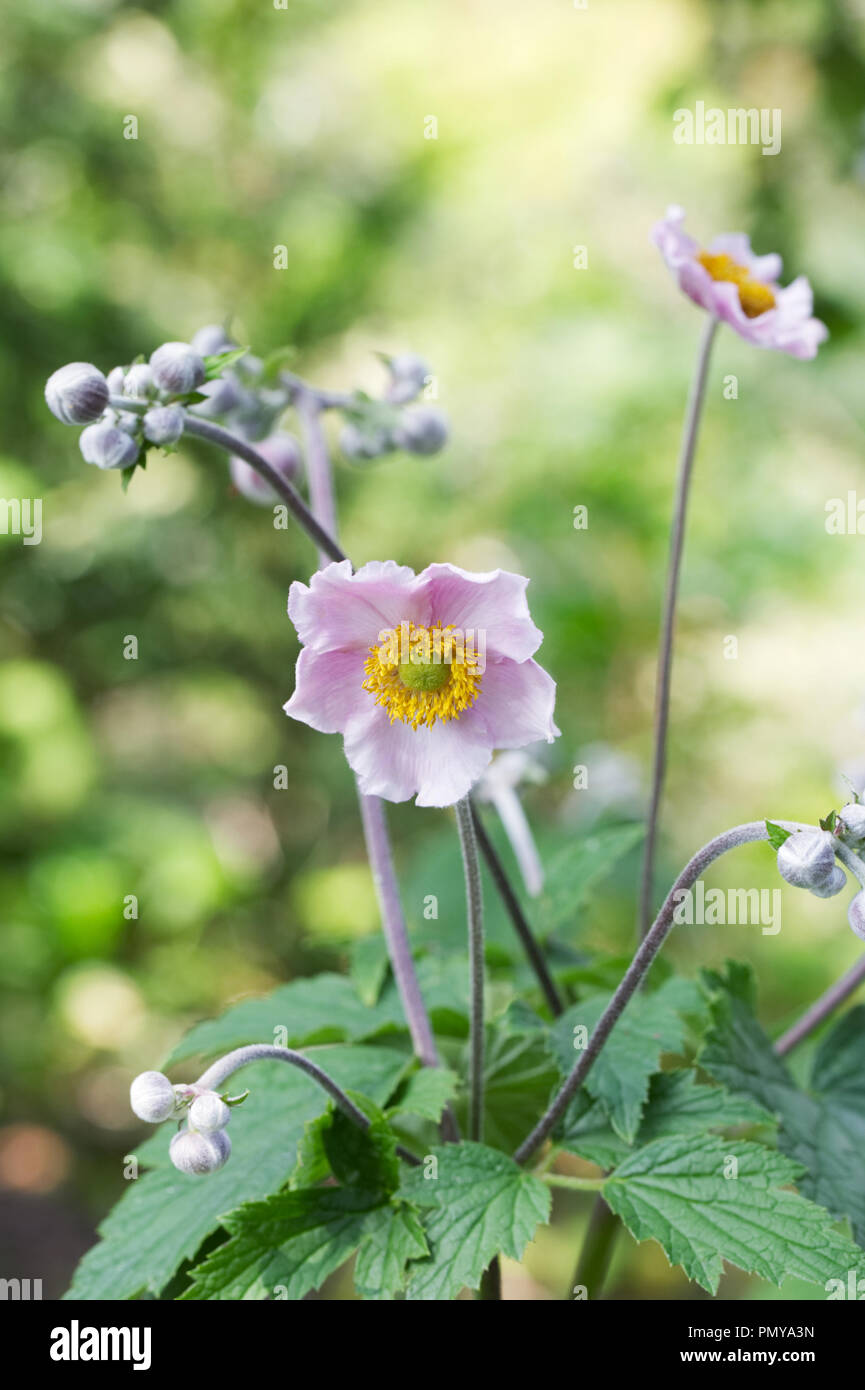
(697, 250), (776, 319)
(362, 621), (482, 730)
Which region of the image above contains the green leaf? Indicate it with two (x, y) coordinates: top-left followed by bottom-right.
(182, 1187), (392, 1301)
(604, 1134), (865, 1294)
(183, 1099), (406, 1301)
(457, 1025), (559, 1153)
(535, 824), (644, 940)
(350, 934), (391, 1007)
(398, 1144), (550, 1300)
(765, 820), (792, 850)
(164, 973), (405, 1066)
(550, 985), (686, 1141)
(353, 1204), (428, 1300)
(387, 1066), (459, 1123)
(323, 1098), (400, 1193)
(65, 1044), (408, 1300)
(559, 1069), (773, 1169)
(202, 346), (249, 378)
(699, 981), (865, 1249)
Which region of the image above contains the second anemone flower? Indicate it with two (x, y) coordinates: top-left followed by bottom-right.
(652, 204), (828, 359)
(285, 560), (559, 807)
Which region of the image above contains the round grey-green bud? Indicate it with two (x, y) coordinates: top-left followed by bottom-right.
(191, 324), (236, 356)
(849, 891), (865, 941)
(840, 803), (865, 842)
(808, 864), (846, 898)
(776, 829), (837, 890)
(339, 421), (393, 461)
(188, 1091), (231, 1134)
(387, 353), (430, 404)
(130, 1071), (179, 1124)
(149, 341), (206, 395)
(393, 406), (448, 456)
(169, 1128), (231, 1176)
(45, 363), (110, 425)
(123, 363), (156, 399)
(143, 404), (185, 446)
(79, 421), (139, 470)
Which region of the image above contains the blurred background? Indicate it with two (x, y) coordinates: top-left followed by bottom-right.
(1, 0), (865, 1299)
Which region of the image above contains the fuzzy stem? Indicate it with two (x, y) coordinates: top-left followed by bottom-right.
(112, 396), (346, 565)
(514, 818), (822, 1165)
(455, 796), (485, 1142)
(194, 1044), (420, 1166)
(295, 389), (339, 569)
(490, 785), (545, 898)
(470, 799), (564, 1017)
(358, 792), (442, 1071)
(636, 316), (719, 941)
(571, 1197), (619, 1299)
(542, 1174), (607, 1193)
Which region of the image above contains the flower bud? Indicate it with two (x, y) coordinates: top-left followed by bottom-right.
(169, 1128), (231, 1176)
(143, 404), (185, 447)
(840, 803), (865, 842)
(809, 864), (846, 898)
(107, 366), (127, 394)
(387, 353), (430, 404)
(849, 891), (865, 941)
(123, 363), (156, 399)
(339, 421), (393, 461)
(393, 406), (448, 456)
(149, 341), (206, 395)
(45, 363), (109, 425)
(776, 829), (837, 890)
(79, 421), (139, 470)
(130, 1071), (178, 1124)
(191, 324), (236, 357)
(230, 432), (301, 504)
(188, 1091), (231, 1134)
(190, 375), (243, 419)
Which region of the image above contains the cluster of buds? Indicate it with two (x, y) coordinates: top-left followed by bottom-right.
(130, 1070), (236, 1176)
(338, 354), (448, 461)
(44, 334), (448, 493)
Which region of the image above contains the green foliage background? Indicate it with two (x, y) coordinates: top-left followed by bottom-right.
(2, 0), (865, 1298)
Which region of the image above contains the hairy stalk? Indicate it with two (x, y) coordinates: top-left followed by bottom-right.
(636, 316), (719, 941)
(514, 818), (826, 1165)
(455, 797), (486, 1143)
(570, 1197), (619, 1300)
(294, 389), (339, 568)
(470, 799), (563, 1017)
(111, 396), (346, 564)
(194, 1044), (420, 1166)
(358, 793), (442, 1071)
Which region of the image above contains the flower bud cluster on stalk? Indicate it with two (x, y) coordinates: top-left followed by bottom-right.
(45, 331), (449, 496)
(130, 1070), (239, 1176)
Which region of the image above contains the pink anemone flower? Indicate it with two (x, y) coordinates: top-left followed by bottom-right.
(651, 205), (828, 360)
(284, 560), (559, 808)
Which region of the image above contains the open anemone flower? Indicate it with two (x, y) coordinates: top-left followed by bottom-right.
(285, 560), (559, 807)
(652, 205), (828, 359)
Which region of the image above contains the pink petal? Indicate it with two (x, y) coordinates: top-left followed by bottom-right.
(342, 703), (494, 807)
(476, 658), (560, 748)
(288, 560), (430, 654)
(419, 563), (542, 663)
(283, 646), (367, 733)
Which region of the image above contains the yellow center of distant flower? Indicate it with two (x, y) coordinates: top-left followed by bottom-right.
(362, 621), (482, 729)
(697, 250), (776, 318)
